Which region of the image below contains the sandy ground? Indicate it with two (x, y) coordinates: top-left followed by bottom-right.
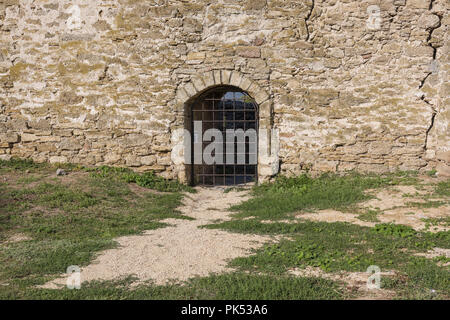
(3, 233), (32, 243)
(415, 248), (450, 266)
(41, 187), (274, 288)
(295, 184), (449, 232)
(35, 178), (448, 295)
(288, 267), (397, 300)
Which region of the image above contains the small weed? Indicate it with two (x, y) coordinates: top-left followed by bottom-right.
(357, 209), (381, 222)
(434, 180), (450, 197)
(422, 217), (450, 232)
(426, 169), (437, 177)
(432, 255), (450, 265)
(371, 223), (417, 238)
(16, 175), (43, 185)
(406, 200), (447, 209)
(224, 187), (247, 193)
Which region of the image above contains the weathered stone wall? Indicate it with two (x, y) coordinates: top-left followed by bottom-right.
(0, 0), (448, 181)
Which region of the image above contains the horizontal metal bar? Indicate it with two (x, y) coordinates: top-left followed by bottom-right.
(191, 121), (257, 123)
(196, 175), (257, 177)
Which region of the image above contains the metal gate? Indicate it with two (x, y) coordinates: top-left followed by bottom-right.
(191, 86), (258, 186)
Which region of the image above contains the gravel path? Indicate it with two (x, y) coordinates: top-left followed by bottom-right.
(42, 187), (272, 288)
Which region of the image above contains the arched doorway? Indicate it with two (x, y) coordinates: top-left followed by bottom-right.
(190, 86), (258, 186)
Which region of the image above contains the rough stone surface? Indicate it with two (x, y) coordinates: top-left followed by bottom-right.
(0, 0), (448, 182)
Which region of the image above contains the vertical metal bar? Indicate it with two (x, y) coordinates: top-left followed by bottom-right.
(233, 92), (236, 186)
(202, 100), (205, 183)
(191, 101), (197, 187)
(255, 100), (259, 185)
(213, 98), (216, 186)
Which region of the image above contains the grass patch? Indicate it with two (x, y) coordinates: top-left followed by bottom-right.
(371, 223), (417, 238)
(406, 200), (447, 209)
(423, 217), (450, 232)
(16, 175), (44, 185)
(357, 209), (381, 222)
(205, 219), (450, 299)
(1, 179), (184, 242)
(0, 158), (81, 173)
(426, 169), (437, 177)
(0, 158), (194, 193)
(0, 160), (190, 293)
(0, 273), (343, 300)
(224, 187), (247, 193)
(1, 162), (448, 300)
(230, 172), (418, 220)
(0, 239), (114, 279)
(434, 180), (450, 197)
(87, 166), (195, 193)
(0, 158), (47, 172)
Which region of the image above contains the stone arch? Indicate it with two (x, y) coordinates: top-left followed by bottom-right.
(175, 70), (271, 126)
(172, 70), (278, 184)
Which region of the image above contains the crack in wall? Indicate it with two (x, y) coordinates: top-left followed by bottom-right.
(418, 72), (431, 89)
(424, 112), (437, 152)
(305, 0), (315, 41)
(421, 1), (443, 152)
(429, 0), (436, 10)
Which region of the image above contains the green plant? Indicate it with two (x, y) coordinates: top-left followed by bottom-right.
(426, 169), (437, 177)
(372, 223), (417, 238)
(358, 209), (381, 222)
(435, 180), (450, 197)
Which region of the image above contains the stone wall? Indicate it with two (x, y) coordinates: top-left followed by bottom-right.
(0, 0), (448, 182)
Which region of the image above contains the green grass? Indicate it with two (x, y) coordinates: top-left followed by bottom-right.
(203, 172), (449, 299)
(0, 159), (192, 297)
(0, 273), (343, 300)
(1, 177), (186, 240)
(205, 219), (450, 299)
(406, 200), (447, 209)
(16, 175), (44, 185)
(435, 180), (450, 197)
(224, 186), (247, 193)
(0, 158), (47, 172)
(1, 160), (448, 300)
(0, 160), (344, 300)
(0, 158), (194, 193)
(229, 172), (419, 220)
(426, 169), (437, 177)
(87, 166), (195, 193)
(0, 239), (114, 280)
(0, 158), (81, 173)
(357, 209), (381, 222)
(423, 217), (450, 232)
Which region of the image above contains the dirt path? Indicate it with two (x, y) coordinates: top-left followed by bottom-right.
(42, 187), (273, 288)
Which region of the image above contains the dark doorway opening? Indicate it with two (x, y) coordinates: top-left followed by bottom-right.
(190, 86), (259, 186)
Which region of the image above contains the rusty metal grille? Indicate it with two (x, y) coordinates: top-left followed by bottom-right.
(191, 86), (258, 186)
